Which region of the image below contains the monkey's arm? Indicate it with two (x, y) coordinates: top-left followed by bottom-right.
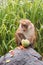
(15, 32), (21, 46)
(15, 32), (26, 46)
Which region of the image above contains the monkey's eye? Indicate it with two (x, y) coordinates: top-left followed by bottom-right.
(21, 24), (28, 28)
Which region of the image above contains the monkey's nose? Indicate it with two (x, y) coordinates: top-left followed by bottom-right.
(23, 29), (26, 31)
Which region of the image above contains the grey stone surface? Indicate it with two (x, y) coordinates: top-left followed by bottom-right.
(0, 47), (43, 65)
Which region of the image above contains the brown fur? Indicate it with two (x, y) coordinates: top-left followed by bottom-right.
(15, 19), (36, 46)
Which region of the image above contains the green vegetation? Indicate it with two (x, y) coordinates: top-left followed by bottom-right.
(0, 0), (43, 56)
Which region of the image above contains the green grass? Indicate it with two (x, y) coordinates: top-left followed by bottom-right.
(0, 0), (43, 56)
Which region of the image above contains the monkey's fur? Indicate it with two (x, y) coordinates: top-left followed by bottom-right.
(15, 19), (36, 46)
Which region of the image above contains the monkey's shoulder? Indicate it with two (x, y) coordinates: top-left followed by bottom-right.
(16, 28), (21, 33)
(15, 28), (23, 36)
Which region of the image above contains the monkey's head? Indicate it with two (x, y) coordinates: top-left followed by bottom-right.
(20, 19), (31, 31)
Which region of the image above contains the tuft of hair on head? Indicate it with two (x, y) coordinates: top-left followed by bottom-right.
(20, 19), (31, 25)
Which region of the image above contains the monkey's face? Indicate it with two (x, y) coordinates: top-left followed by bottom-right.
(21, 24), (28, 31)
(20, 19), (31, 31)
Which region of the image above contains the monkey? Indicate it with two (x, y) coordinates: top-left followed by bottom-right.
(15, 19), (36, 47)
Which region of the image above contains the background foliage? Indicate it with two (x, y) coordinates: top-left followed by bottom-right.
(0, 0), (43, 56)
